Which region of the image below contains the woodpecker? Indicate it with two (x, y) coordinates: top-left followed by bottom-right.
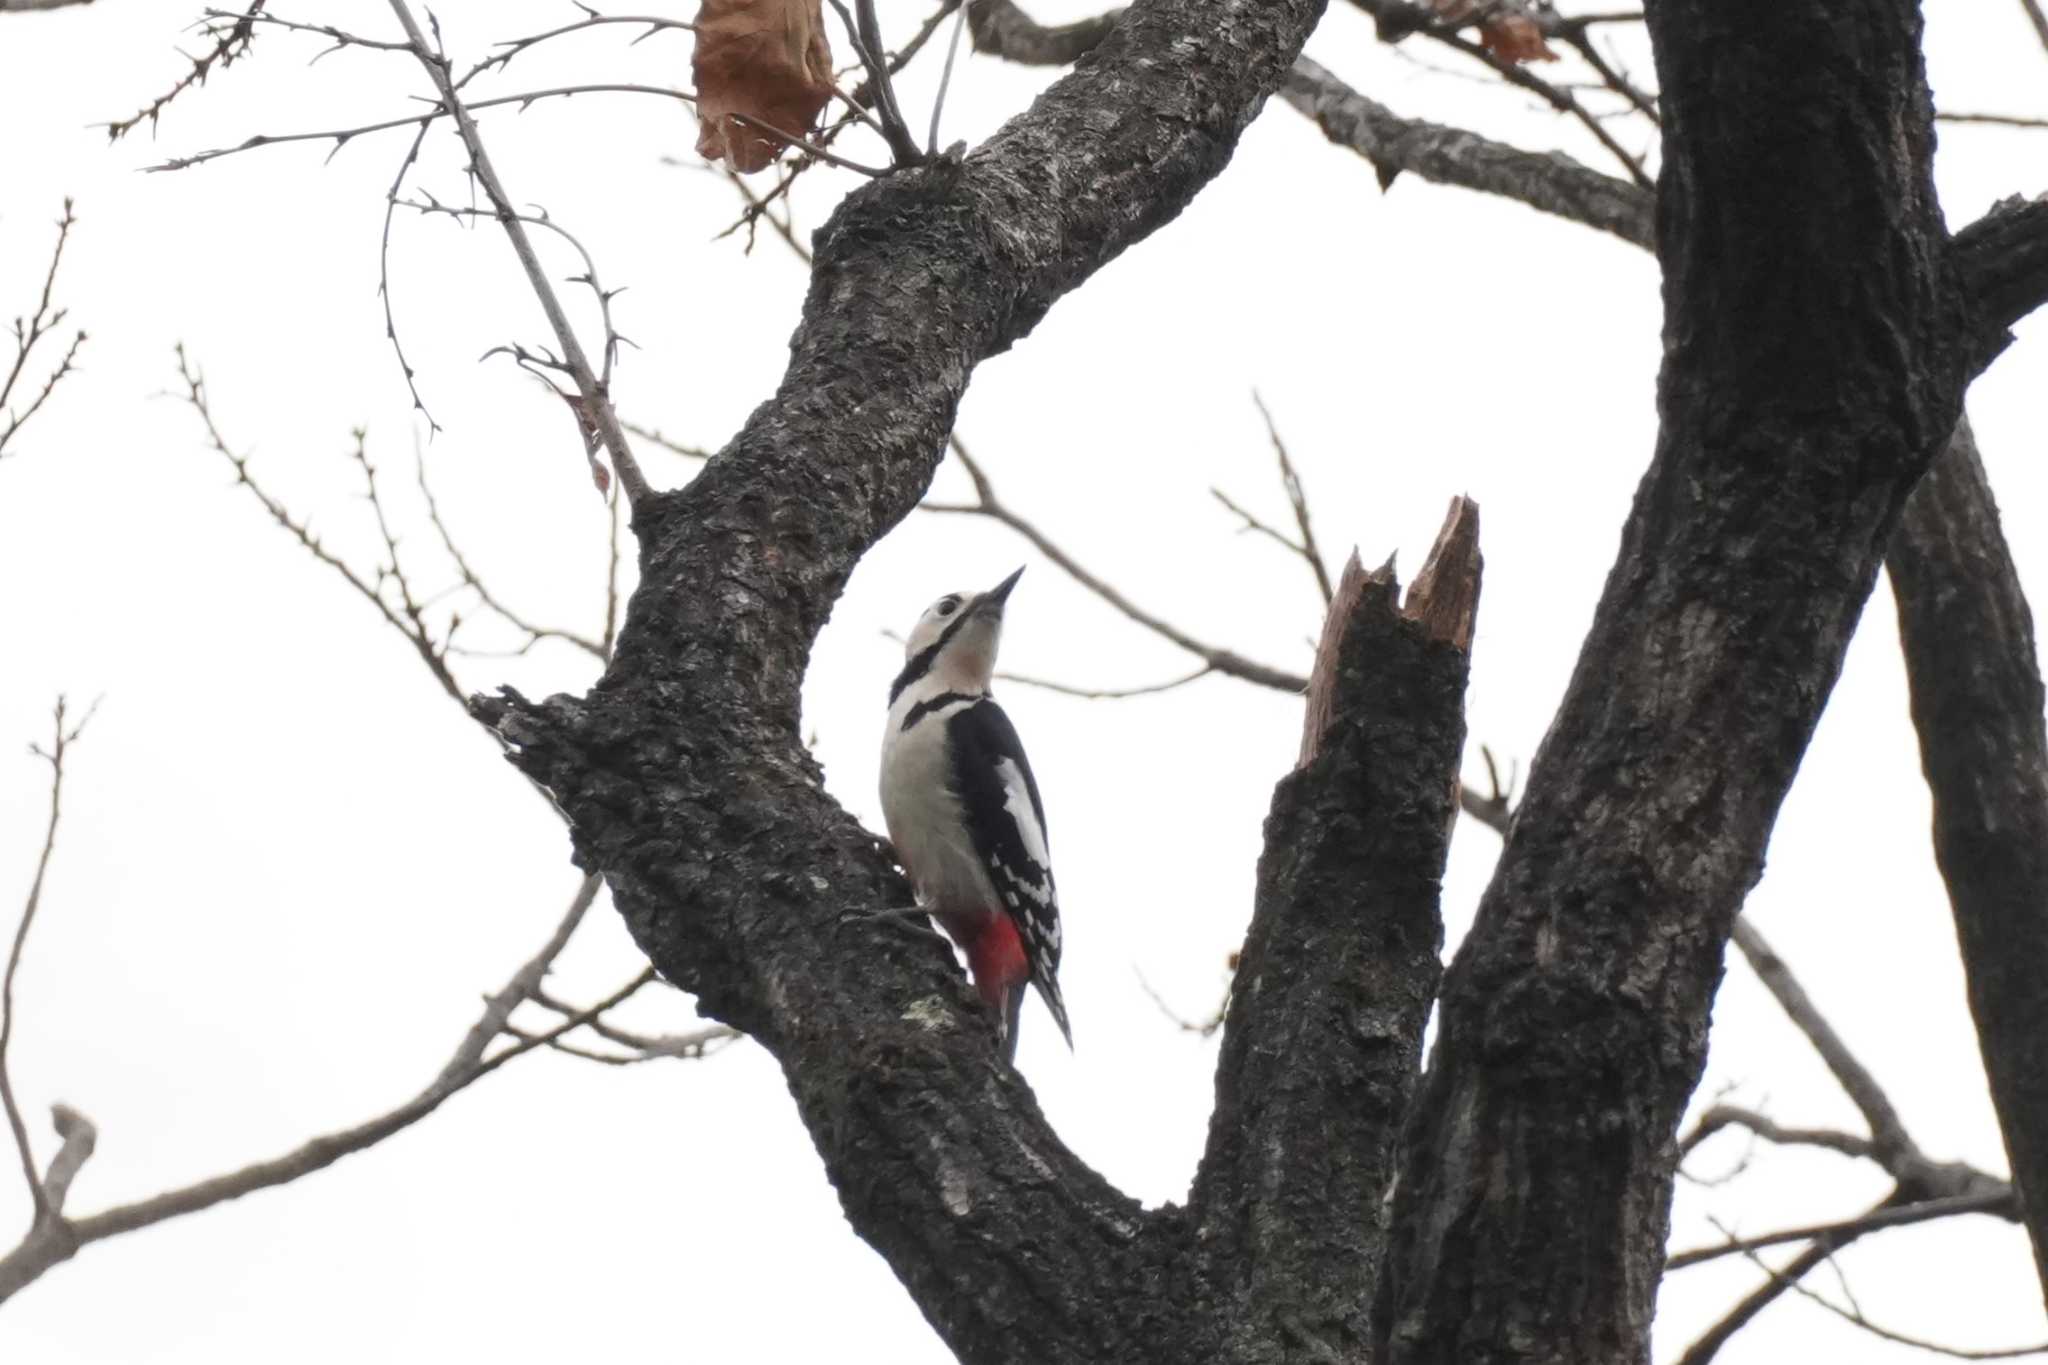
(879, 566), (1071, 1061)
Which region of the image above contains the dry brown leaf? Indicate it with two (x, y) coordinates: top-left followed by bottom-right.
(1477, 13), (1556, 63)
(1427, 0), (1558, 65)
(691, 0), (834, 174)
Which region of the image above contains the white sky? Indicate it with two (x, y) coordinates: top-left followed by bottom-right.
(0, 2), (2044, 1361)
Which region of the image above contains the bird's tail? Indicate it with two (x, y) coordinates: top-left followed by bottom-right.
(1002, 983), (1025, 1064)
(1032, 969), (1073, 1052)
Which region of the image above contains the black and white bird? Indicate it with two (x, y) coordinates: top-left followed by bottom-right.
(879, 566), (1071, 1061)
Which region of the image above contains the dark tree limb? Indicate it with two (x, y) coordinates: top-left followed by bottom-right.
(1190, 503), (1479, 1361)
(966, 0), (1124, 66)
(1889, 416), (2048, 1304)
(1281, 56), (1655, 249)
(1371, 3), (1981, 1358)
(473, 0), (1328, 1359)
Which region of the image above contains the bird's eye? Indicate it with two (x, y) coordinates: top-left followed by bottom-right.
(936, 596), (961, 617)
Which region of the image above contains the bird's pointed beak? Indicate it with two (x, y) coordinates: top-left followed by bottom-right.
(980, 565), (1026, 612)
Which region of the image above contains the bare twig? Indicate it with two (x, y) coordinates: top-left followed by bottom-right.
(1679, 1106), (1876, 1163)
(1458, 743), (1514, 834)
(1730, 920), (1913, 1164)
(379, 123), (438, 429)
(1347, 0), (1655, 187)
(0, 200), (86, 462)
(1937, 111), (2048, 130)
(472, 9), (696, 81)
(99, 3), (265, 141)
(176, 348), (466, 707)
(2, 699), (96, 1227)
(924, 435), (1308, 693)
(1211, 394), (1334, 605)
(997, 663), (1215, 700)
(1665, 1190), (2020, 1271)
(828, 0), (923, 165)
(621, 419), (714, 460)
(0, 875), (707, 1303)
(149, 83), (702, 174)
(528, 984), (739, 1061)
(1675, 1218), (1890, 1365)
(1707, 1214), (2048, 1360)
(926, 0), (972, 153)
(1134, 967), (1228, 1037)
(2022, 0), (2048, 58)
(413, 439), (609, 661)
(384, 0), (651, 504)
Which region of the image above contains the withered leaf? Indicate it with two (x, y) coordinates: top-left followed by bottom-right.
(1427, 0), (1558, 65)
(692, 0), (835, 174)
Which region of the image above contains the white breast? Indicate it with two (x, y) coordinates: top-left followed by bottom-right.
(880, 690), (998, 913)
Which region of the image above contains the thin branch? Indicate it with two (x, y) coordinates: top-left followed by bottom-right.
(925, 435), (1308, 693)
(471, 9), (696, 82)
(1134, 967), (1227, 1037)
(996, 663), (1215, 699)
(379, 122), (438, 429)
(175, 347), (465, 706)
(99, 3), (265, 141)
(1709, 1215), (2048, 1359)
(620, 419), (713, 460)
(2022, 0), (2048, 58)
(1664, 1191), (2019, 1271)
(926, 0), (971, 153)
(0, 877), (628, 1302)
(1213, 393), (1334, 604)
(827, 0), (923, 165)
(1937, 110), (2048, 130)
(1729, 920), (1914, 1164)
(1675, 1192), (1903, 1365)
(0, 200), (86, 462)
(2, 699), (95, 1227)
(149, 83), (703, 174)
(1679, 1105), (1876, 1163)
(384, 0), (651, 505)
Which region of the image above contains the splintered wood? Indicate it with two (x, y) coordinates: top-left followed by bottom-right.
(1297, 496), (1482, 768)
(692, 0), (834, 173)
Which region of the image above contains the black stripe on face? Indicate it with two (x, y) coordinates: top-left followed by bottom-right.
(888, 607), (979, 703)
(901, 689), (979, 732)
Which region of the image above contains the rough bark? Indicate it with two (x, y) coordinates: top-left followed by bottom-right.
(452, 0), (2048, 1359)
(1371, 5), (1974, 1361)
(474, 0), (1327, 1359)
(1888, 417), (2048, 1304)
(1190, 505), (1479, 1362)
(1280, 57), (1655, 249)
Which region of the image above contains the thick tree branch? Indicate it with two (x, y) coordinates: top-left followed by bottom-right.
(1372, 4), (1978, 1358)
(1953, 194), (2048, 366)
(1889, 416), (2048, 1302)
(473, 0), (1328, 1358)
(1281, 56), (1655, 249)
(1191, 503), (1479, 1360)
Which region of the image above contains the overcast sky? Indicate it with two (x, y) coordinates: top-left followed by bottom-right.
(1, 2), (2045, 1361)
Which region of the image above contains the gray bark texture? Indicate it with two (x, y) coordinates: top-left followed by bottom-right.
(1889, 420), (2048, 1300)
(451, 0), (2048, 1359)
(1372, 4), (1991, 1361)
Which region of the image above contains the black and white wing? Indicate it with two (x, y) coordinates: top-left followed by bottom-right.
(945, 697), (1072, 1046)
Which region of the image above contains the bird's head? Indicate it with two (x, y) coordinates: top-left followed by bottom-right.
(900, 566), (1025, 690)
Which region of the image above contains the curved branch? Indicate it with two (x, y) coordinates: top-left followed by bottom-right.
(473, 0), (1330, 1356)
